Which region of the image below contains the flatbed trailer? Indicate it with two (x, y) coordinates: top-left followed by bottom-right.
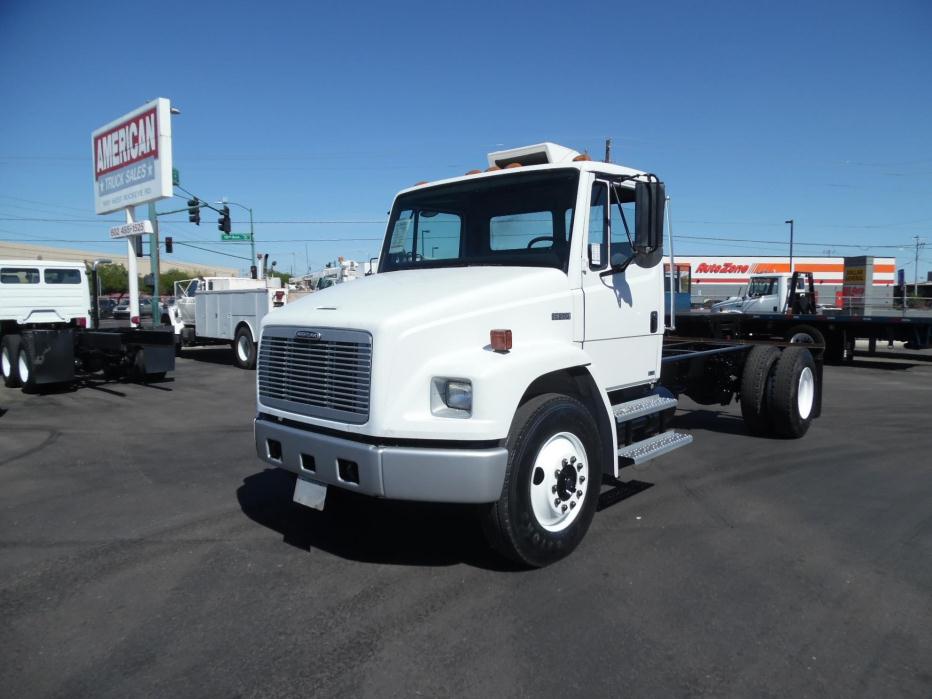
(674, 310), (932, 363)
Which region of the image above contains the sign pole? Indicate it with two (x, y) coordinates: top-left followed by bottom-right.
(125, 206), (140, 328)
(148, 201), (161, 327)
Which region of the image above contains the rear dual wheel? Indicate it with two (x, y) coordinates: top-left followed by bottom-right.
(481, 393), (602, 568)
(1, 335), (22, 388)
(740, 346), (816, 438)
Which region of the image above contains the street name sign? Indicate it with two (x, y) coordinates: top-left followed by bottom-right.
(221, 233), (252, 241)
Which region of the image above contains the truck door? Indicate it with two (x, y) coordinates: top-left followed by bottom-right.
(581, 178), (663, 390)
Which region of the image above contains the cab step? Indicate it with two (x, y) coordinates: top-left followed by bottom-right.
(617, 430), (693, 467)
(612, 394), (678, 423)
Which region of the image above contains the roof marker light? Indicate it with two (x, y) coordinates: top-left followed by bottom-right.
(465, 169), (482, 175)
(504, 162), (523, 169)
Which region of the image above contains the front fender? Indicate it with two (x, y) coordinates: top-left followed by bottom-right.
(373, 340), (605, 441)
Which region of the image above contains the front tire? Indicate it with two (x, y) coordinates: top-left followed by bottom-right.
(481, 393), (602, 568)
(1, 335), (22, 388)
(233, 326), (257, 370)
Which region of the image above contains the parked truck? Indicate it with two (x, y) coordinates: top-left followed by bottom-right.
(253, 142), (823, 567)
(167, 276), (287, 369)
(678, 270), (932, 362)
(1, 259), (173, 391)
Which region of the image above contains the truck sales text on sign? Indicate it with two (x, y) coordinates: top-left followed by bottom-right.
(92, 98), (173, 215)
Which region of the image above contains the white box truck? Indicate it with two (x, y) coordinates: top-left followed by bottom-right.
(253, 143), (823, 567)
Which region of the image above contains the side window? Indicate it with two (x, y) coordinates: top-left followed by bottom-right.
(588, 183), (608, 269)
(44, 268), (82, 284)
(490, 211), (554, 251)
(610, 186), (635, 260)
(388, 209), (461, 261)
(0, 267), (40, 284)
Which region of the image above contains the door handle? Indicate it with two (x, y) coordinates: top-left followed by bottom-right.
(650, 311), (658, 333)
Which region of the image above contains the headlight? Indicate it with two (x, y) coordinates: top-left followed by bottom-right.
(431, 378), (472, 417)
(443, 380), (472, 411)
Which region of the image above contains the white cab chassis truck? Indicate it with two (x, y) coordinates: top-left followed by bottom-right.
(167, 276), (287, 369)
(1, 259), (174, 391)
(253, 143), (823, 567)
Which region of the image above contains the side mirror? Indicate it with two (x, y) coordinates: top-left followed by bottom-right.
(634, 180), (665, 253)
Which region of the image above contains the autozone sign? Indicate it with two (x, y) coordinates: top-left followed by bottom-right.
(92, 98), (173, 214)
(694, 262), (750, 275)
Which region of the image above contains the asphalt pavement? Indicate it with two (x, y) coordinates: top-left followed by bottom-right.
(1, 345), (931, 697)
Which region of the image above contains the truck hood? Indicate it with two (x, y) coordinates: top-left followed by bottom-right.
(264, 266), (571, 332)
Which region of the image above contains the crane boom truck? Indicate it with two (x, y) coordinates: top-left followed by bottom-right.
(253, 143), (822, 567)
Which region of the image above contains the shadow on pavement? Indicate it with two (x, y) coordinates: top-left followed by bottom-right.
(673, 408), (750, 437)
(178, 346), (235, 366)
(237, 468), (522, 571)
(597, 477), (654, 512)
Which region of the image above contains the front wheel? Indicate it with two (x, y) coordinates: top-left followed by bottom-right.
(233, 326), (257, 370)
(481, 393), (602, 568)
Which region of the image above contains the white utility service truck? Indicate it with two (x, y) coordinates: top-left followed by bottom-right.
(253, 143), (823, 567)
(167, 276), (287, 369)
(1, 259), (173, 391)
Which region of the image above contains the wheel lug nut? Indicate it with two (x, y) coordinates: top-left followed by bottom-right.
(570, 501), (576, 509)
(554, 469), (562, 479)
(570, 456), (577, 464)
(577, 462), (583, 471)
(579, 476), (586, 483)
(577, 489), (583, 498)
(561, 504), (568, 512)
(562, 458), (568, 466)
(551, 485), (558, 494)
(554, 498), (561, 507)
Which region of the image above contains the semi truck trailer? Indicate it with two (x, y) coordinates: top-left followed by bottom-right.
(252, 142), (823, 567)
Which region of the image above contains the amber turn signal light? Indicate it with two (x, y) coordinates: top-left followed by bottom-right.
(490, 329), (512, 352)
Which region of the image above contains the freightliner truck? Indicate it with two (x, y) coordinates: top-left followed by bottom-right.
(1, 259), (174, 391)
(253, 143), (823, 567)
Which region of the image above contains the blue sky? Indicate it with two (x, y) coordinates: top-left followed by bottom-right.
(1, 0), (930, 279)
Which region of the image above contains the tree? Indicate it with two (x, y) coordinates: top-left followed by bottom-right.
(93, 263), (129, 295)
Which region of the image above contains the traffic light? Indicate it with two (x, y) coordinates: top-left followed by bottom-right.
(187, 198), (201, 225)
(165, 236), (173, 254)
(218, 205), (232, 234)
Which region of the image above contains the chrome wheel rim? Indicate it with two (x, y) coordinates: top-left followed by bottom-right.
(18, 352), (29, 383)
(797, 366), (814, 419)
(790, 332), (814, 344)
(529, 431), (589, 533)
(1, 346), (10, 377)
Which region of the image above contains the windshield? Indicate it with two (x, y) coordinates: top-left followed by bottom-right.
(379, 170), (579, 273)
(746, 276), (777, 297)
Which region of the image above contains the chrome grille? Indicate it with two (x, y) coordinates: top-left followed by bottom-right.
(258, 326), (372, 424)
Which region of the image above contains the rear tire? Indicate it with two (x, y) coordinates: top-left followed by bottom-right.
(740, 345), (780, 437)
(770, 347), (817, 438)
(786, 324), (824, 347)
(1, 334), (22, 388)
(17, 340), (38, 393)
(233, 326), (257, 370)
(481, 393), (602, 568)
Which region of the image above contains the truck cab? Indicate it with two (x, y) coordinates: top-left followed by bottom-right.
(254, 143), (819, 566)
(711, 272), (815, 315)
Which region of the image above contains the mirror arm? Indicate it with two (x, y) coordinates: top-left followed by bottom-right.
(598, 252), (637, 278)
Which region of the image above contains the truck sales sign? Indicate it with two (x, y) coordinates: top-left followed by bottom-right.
(92, 98), (173, 214)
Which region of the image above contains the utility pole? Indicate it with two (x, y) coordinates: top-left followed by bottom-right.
(914, 235), (923, 300)
(148, 201), (161, 326)
(604, 138), (612, 163)
(785, 219), (795, 274)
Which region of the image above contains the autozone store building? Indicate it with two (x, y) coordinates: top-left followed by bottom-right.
(666, 255), (897, 305)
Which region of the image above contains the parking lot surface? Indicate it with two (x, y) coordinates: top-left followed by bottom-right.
(1, 346), (931, 697)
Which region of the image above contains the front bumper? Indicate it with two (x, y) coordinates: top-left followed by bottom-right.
(254, 415), (508, 504)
